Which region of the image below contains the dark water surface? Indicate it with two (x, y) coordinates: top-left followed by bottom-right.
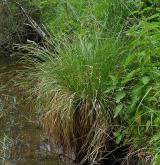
(0, 55), (65, 165)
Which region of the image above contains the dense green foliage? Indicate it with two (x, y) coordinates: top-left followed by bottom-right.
(33, 0), (129, 40)
(120, 2), (160, 163)
(3, 0), (159, 164)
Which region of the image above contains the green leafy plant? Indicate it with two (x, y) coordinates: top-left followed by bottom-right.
(114, 2), (160, 163)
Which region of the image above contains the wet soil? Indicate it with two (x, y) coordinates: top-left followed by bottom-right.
(0, 55), (65, 165)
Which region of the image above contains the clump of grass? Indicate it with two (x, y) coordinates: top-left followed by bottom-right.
(14, 0), (131, 164)
(15, 0), (160, 164)
(18, 34), (127, 163)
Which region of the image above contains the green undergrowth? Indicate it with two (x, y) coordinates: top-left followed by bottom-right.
(119, 2), (160, 163)
(33, 0), (130, 40)
(15, 0), (160, 164)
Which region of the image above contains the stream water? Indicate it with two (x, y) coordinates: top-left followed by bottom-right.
(0, 55), (65, 165)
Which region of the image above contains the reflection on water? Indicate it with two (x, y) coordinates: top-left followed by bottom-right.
(0, 55), (65, 165)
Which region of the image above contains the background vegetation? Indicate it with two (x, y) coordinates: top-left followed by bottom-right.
(0, 0), (42, 54)
(1, 0), (160, 164)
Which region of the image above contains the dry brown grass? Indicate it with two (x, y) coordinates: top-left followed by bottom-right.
(43, 91), (75, 150)
(121, 147), (153, 165)
(43, 91), (111, 164)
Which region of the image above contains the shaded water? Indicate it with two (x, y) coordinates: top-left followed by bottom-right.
(0, 55), (65, 165)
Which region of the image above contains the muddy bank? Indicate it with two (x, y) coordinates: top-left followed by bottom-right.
(0, 56), (66, 165)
